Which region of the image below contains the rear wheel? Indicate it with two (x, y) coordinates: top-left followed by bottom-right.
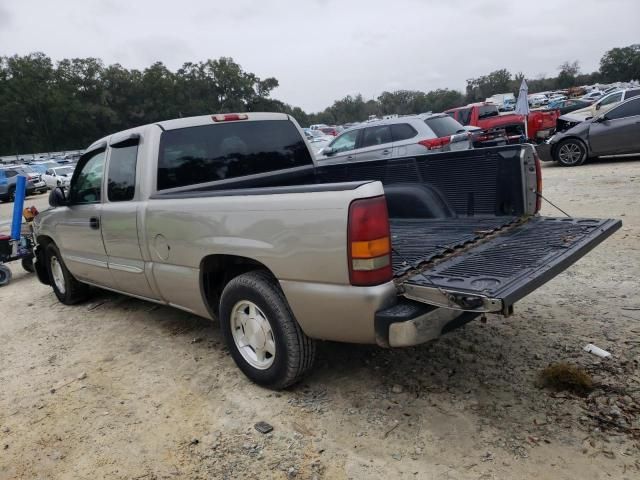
(8, 187), (15, 202)
(0, 264), (12, 286)
(45, 243), (90, 304)
(554, 139), (587, 167)
(219, 271), (316, 390)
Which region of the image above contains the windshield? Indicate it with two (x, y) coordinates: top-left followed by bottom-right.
(53, 167), (74, 176)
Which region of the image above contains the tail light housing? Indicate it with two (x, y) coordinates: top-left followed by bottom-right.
(347, 196), (392, 286)
(419, 136), (451, 151)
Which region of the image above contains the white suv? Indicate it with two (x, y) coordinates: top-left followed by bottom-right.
(317, 114), (471, 164)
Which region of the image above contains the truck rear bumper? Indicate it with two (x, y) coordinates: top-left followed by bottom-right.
(375, 300), (479, 347)
(279, 279), (398, 344)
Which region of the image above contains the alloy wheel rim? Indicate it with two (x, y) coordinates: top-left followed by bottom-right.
(230, 300), (276, 370)
(558, 143), (582, 164)
(50, 255), (66, 294)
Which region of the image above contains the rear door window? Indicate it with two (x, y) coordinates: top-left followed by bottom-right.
(391, 123), (418, 141)
(158, 120), (313, 190)
(108, 140), (139, 201)
(361, 125), (392, 148)
(478, 105), (499, 119)
(424, 116), (464, 137)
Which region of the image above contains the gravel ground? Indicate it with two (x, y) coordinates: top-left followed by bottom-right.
(0, 158), (639, 479)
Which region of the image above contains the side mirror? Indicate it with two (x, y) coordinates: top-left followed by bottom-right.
(49, 186), (67, 207)
(595, 103), (601, 110)
(323, 146), (336, 156)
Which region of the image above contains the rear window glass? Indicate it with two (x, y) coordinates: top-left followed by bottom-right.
(478, 105), (499, 119)
(424, 116), (464, 138)
(391, 123), (417, 141)
(158, 120), (312, 190)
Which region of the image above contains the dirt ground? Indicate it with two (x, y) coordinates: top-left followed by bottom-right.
(1, 158), (639, 480)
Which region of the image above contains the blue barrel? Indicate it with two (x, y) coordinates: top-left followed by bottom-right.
(10, 175), (27, 240)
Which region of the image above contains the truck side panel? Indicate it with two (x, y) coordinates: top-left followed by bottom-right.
(143, 182), (384, 317)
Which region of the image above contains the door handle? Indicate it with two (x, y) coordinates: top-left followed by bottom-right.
(346, 155), (354, 160)
(382, 149), (391, 154)
(89, 217), (100, 230)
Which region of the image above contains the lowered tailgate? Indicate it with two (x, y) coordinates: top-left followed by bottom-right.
(393, 216), (621, 314)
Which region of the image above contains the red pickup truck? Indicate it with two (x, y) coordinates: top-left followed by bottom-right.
(445, 103), (559, 144)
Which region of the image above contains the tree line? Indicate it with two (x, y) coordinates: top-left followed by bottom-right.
(1, 45), (639, 155)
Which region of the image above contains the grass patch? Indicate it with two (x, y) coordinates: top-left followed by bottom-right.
(539, 362), (594, 395)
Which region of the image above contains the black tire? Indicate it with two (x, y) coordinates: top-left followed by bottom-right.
(45, 243), (90, 304)
(21, 256), (35, 273)
(8, 186), (15, 202)
(554, 138), (587, 167)
(219, 271), (316, 390)
(0, 264), (12, 286)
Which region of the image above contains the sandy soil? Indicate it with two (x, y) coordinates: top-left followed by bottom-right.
(0, 158), (639, 479)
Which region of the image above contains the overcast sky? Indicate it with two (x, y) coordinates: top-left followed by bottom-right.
(0, 0), (638, 112)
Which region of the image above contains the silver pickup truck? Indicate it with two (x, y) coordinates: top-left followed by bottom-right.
(33, 112), (621, 389)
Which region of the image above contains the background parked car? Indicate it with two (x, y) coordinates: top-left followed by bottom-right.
(548, 98), (593, 115)
(0, 167), (39, 202)
(537, 96), (640, 167)
(557, 88), (640, 131)
(319, 126), (340, 136)
(43, 165), (74, 189)
(317, 114), (470, 164)
(16, 165), (48, 193)
(580, 90), (604, 102)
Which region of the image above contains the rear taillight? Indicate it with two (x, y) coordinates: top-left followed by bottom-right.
(347, 196), (392, 286)
(418, 136), (451, 151)
(534, 152), (543, 213)
(212, 113), (248, 122)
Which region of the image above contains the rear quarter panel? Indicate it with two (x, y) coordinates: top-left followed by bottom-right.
(143, 182), (384, 316)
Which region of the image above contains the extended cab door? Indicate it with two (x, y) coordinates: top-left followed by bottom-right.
(54, 147), (116, 288)
(589, 97), (640, 156)
(101, 131), (160, 300)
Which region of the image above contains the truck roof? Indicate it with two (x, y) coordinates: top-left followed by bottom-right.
(86, 112), (292, 152)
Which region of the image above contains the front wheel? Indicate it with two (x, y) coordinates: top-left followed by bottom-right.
(219, 271), (316, 390)
(554, 139), (587, 167)
(0, 264), (12, 286)
(45, 243), (90, 304)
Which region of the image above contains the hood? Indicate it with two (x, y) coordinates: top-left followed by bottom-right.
(550, 118), (592, 144)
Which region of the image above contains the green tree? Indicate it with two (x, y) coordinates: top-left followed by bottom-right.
(599, 44), (640, 82)
(557, 60), (580, 88)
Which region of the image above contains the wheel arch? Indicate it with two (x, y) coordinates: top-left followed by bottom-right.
(199, 254), (276, 318)
(551, 135), (589, 159)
